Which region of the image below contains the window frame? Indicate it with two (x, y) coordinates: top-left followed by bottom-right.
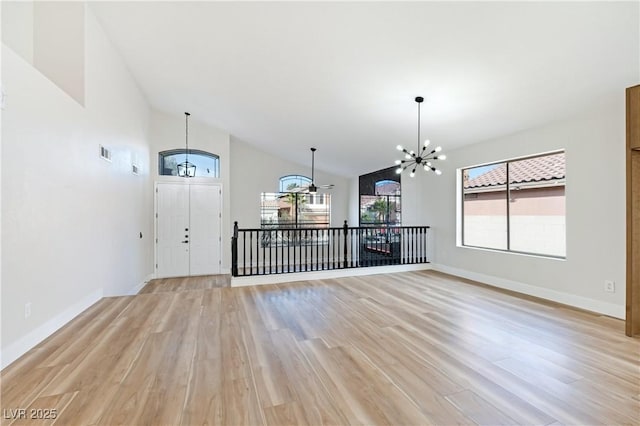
(460, 150), (566, 259)
(358, 168), (401, 227)
(279, 174), (312, 193)
(158, 149), (220, 178)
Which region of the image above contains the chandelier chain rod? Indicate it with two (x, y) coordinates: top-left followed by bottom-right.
(185, 112), (189, 163)
(417, 100), (421, 154)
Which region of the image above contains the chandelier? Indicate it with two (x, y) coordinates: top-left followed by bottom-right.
(177, 112), (196, 177)
(395, 96), (446, 177)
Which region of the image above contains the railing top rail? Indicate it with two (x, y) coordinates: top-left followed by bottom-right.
(237, 226), (342, 232)
(236, 225), (431, 232)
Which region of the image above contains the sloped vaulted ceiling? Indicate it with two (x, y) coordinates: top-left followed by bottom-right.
(91, 1), (640, 177)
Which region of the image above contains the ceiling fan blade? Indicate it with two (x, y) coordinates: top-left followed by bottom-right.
(317, 184), (334, 189)
(288, 185), (309, 193)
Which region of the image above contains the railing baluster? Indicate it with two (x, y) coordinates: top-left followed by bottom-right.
(249, 231), (253, 275)
(320, 229), (324, 270)
(256, 231), (260, 275)
(288, 229), (291, 273)
(402, 227), (407, 264)
(231, 222), (238, 277)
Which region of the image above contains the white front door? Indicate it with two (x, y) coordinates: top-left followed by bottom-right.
(189, 184), (222, 275)
(156, 182), (222, 278)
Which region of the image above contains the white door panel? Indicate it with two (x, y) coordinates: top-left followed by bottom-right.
(157, 183), (190, 278)
(155, 182), (222, 278)
(190, 184), (221, 275)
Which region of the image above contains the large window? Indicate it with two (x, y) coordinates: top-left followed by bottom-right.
(158, 149), (220, 178)
(261, 175), (330, 228)
(360, 180), (401, 226)
(359, 168), (401, 226)
(461, 151), (565, 258)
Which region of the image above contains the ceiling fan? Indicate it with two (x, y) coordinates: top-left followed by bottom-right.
(290, 147), (334, 194)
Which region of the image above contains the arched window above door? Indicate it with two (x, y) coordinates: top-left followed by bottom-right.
(158, 149), (220, 178)
(279, 175), (311, 192)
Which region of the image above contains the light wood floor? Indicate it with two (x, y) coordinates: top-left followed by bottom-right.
(2, 271), (639, 425)
(139, 275), (230, 294)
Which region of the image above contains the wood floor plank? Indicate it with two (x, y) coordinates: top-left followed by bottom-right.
(269, 329), (351, 425)
(179, 359), (223, 425)
(446, 390), (518, 426)
(263, 401), (311, 426)
(1, 270), (638, 425)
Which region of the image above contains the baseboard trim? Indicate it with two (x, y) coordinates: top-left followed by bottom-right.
(130, 273), (155, 295)
(1, 288), (104, 370)
(231, 264), (433, 287)
(431, 263), (625, 319)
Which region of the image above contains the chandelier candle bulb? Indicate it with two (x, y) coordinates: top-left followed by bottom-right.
(392, 96), (447, 177)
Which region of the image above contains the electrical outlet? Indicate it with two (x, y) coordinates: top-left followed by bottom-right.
(604, 280), (615, 293)
(24, 302), (31, 319)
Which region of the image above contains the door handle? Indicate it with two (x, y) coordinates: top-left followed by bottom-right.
(182, 240), (189, 244)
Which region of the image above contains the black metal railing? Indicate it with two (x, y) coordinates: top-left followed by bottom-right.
(231, 220), (430, 277)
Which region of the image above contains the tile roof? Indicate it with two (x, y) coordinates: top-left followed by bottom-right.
(464, 152), (565, 188)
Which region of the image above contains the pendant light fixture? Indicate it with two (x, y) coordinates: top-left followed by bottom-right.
(177, 112), (196, 178)
(395, 96), (446, 177)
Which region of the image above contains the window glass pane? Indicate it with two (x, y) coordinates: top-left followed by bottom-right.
(375, 180), (401, 196)
(508, 153), (566, 257)
(261, 192), (330, 228)
(159, 150), (219, 177)
(360, 195), (401, 226)
(463, 163), (508, 250)
(299, 193), (331, 227)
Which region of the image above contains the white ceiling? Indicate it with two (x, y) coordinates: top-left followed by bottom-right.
(91, 1), (639, 177)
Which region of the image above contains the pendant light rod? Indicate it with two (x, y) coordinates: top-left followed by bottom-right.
(177, 112), (196, 178)
(416, 96), (423, 153)
(185, 112), (190, 162)
(311, 147), (316, 184)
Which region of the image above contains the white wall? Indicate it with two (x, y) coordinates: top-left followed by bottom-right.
(1, 1), (33, 64)
(33, 1), (85, 105)
(230, 137), (350, 229)
(406, 100), (626, 317)
(149, 110), (231, 271)
(1, 7), (153, 368)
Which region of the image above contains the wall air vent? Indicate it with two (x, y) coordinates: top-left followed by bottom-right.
(99, 145), (112, 162)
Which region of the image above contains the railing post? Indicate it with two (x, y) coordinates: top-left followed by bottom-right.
(343, 220), (348, 269)
(231, 221), (238, 277)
